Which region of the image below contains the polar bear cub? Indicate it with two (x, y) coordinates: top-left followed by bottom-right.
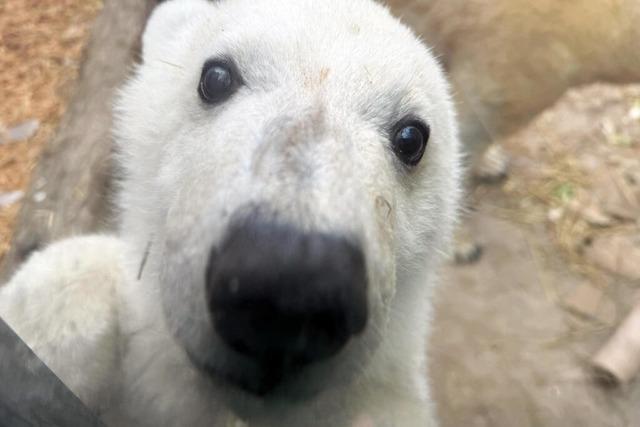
(0, 0), (461, 425)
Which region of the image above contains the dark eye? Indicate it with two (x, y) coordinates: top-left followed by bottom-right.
(391, 119), (430, 166)
(198, 59), (239, 104)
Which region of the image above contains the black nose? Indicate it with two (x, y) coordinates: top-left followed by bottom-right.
(206, 219), (368, 392)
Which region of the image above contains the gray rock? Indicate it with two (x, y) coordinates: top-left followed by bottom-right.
(1, 120), (40, 145)
(0, 191), (24, 209)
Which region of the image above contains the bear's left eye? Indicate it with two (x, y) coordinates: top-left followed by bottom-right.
(198, 59), (240, 104)
(391, 118), (430, 166)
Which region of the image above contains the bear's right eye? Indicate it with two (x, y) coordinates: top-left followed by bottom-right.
(198, 59), (240, 104)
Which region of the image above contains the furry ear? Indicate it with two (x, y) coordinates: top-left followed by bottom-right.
(142, 0), (212, 61)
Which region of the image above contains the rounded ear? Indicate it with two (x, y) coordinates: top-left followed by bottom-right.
(142, 0), (213, 61)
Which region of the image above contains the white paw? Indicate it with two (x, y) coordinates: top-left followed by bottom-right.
(0, 235), (129, 410)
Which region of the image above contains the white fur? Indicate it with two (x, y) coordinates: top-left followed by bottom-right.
(0, 236), (125, 412)
(0, 0), (461, 425)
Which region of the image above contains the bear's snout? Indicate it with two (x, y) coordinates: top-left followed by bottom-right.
(205, 217), (368, 394)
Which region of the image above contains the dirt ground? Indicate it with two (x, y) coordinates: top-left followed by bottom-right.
(2, 2), (640, 426)
(431, 84), (640, 427)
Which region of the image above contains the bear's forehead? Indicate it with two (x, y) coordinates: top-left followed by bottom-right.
(175, 0), (442, 116)
(213, 0), (405, 35)
(187, 0), (429, 77)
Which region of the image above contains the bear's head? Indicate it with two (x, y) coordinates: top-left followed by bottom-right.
(114, 0), (460, 407)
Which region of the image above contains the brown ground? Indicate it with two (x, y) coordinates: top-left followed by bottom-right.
(431, 84), (640, 427)
(2, 3), (640, 426)
(0, 0), (102, 259)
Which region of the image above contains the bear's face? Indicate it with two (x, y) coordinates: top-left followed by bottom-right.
(115, 0), (460, 404)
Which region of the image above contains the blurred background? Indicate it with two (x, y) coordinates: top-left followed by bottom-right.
(0, 1), (639, 426)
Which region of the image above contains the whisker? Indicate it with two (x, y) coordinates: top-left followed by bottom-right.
(157, 59), (185, 70)
(137, 238), (154, 280)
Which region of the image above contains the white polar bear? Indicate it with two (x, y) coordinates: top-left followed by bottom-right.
(0, 0), (461, 425)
